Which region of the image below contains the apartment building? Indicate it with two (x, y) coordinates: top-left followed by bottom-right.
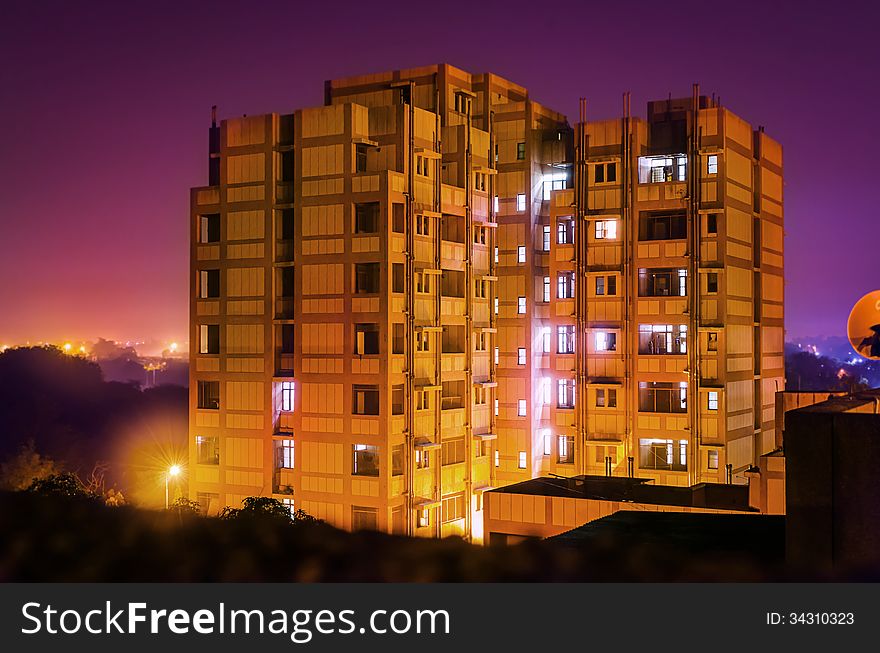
(189, 65), (783, 540)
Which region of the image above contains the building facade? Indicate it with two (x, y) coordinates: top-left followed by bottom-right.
(189, 65), (783, 541)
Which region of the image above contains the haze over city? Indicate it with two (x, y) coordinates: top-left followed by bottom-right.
(1, 0), (877, 345)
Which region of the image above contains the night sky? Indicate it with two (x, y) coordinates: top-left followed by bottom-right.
(1, 0), (877, 346)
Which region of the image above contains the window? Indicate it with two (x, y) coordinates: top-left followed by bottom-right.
(199, 324), (219, 354)
(415, 271), (431, 294)
(517, 399), (527, 417)
(494, 346), (499, 364)
(392, 385), (404, 415)
(352, 506), (378, 531)
(197, 380), (219, 409)
(518, 451), (527, 469)
(442, 438), (465, 466)
(557, 216), (574, 244)
(638, 154), (687, 183)
(416, 156), (429, 177)
(596, 277), (605, 296)
(352, 385), (379, 415)
(392, 263), (405, 293)
(707, 272), (719, 294)
(200, 214), (220, 243)
(594, 331), (617, 352)
(494, 297), (499, 315)
(196, 436), (219, 465)
(518, 297), (526, 314)
(543, 430), (552, 456)
(706, 213), (718, 235)
(543, 225), (551, 251)
(594, 162), (616, 184)
(199, 269), (220, 299)
(280, 267), (294, 298)
(392, 323), (404, 354)
(280, 209), (294, 240)
(280, 381), (295, 412)
(639, 438), (687, 471)
(708, 391), (719, 411)
(354, 202), (379, 234)
(640, 212), (687, 240)
(638, 324), (687, 355)
(707, 154), (718, 176)
(352, 444), (379, 476)
(557, 272), (575, 299)
(516, 193), (526, 212)
(441, 492), (466, 523)
(354, 262), (380, 294)
(542, 328), (551, 353)
(416, 214), (431, 236)
(541, 377), (552, 404)
(416, 330), (430, 352)
(415, 448), (430, 469)
(557, 326), (575, 354)
(543, 276), (551, 303)
(638, 268), (687, 297)
(708, 449), (719, 470)
(542, 172), (567, 200)
(517, 347), (526, 365)
(517, 245), (526, 263)
(595, 220), (617, 240)
(494, 246), (499, 263)
(493, 196), (499, 213)
(557, 436), (574, 464)
(356, 143), (368, 173)
(417, 508), (431, 528)
(392, 203), (405, 233)
(474, 172), (486, 191)
(516, 142), (526, 160)
(473, 225), (487, 245)
(354, 323), (380, 355)
(275, 439), (294, 469)
(557, 379), (575, 408)
(707, 332), (718, 352)
(494, 398), (499, 416)
(494, 450), (500, 467)
(596, 388), (617, 408)
(638, 382), (687, 413)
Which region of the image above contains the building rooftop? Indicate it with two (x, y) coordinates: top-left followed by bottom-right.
(488, 474), (755, 512)
(791, 388), (880, 414)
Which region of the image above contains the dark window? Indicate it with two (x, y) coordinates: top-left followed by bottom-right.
(355, 324), (380, 355)
(353, 385), (380, 415)
(356, 144), (368, 173)
(281, 324), (295, 354)
(208, 158), (220, 186)
(707, 213), (718, 234)
(392, 444), (404, 475)
(638, 268), (687, 297)
(280, 267), (294, 297)
(607, 162), (616, 182)
(638, 382), (687, 413)
(355, 202), (380, 234)
(392, 386), (404, 416)
(594, 164), (605, 183)
(557, 216), (574, 244)
(392, 203), (405, 233)
(639, 438), (687, 472)
(392, 263), (405, 293)
(352, 445), (379, 476)
(516, 142), (526, 160)
(197, 381), (220, 409)
(200, 214), (220, 243)
(280, 209), (295, 240)
(392, 323), (404, 354)
(199, 269), (220, 299)
(352, 506), (378, 530)
(607, 275), (617, 296)
(354, 263), (380, 294)
(707, 272), (719, 294)
(640, 212), (687, 240)
(199, 324), (220, 354)
(441, 438), (466, 465)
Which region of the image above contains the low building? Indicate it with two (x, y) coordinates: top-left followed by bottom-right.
(484, 474), (754, 544)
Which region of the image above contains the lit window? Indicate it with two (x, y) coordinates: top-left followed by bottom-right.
(542, 378), (552, 404)
(517, 399), (527, 417)
(542, 327), (551, 353)
(543, 429), (552, 456)
(516, 193), (526, 212)
(708, 449), (719, 470)
(542, 172), (566, 200)
(708, 391), (719, 411)
(494, 450), (500, 467)
(543, 225), (551, 251)
(494, 196), (499, 213)
(517, 347), (526, 365)
(418, 508), (431, 528)
(595, 220), (617, 240)
(518, 245), (526, 263)
(557, 326), (576, 354)
(557, 272), (575, 299)
(707, 154), (718, 176)
(352, 444), (379, 477)
(199, 324), (219, 355)
(281, 381), (295, 412)
(594, 331), (617, 352)
(557, 379), (575, 409)
(495, 297), (500, 315)
(275, 439), (294, 469)
(543, 276), (551, 303)
(518, 451), (527, 469)
(518, 297), (526, 314)
(494, 398), (499, 416)
(494, 346), (500, 364)
(557, 435), (574, 464)
(196, 435), (219, 465)
(494, 246), (499, 263)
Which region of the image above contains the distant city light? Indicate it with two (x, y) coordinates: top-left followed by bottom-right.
(63, 343), (72, 353)
(168, 464), (182, 478)
(169, 342), (178, 352)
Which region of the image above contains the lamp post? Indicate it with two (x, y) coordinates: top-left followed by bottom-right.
(165, 464), (181, 509)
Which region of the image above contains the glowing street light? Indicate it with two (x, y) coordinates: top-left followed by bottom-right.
(165, 464), (182, 509)
(63, 343), (72, 353)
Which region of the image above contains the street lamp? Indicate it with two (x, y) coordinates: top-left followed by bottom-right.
(165, 464), (181, 509)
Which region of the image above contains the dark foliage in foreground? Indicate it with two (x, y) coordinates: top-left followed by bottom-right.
(0, 490), (823, 582)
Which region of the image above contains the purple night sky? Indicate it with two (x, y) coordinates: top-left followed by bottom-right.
(1, 0), (877, 346)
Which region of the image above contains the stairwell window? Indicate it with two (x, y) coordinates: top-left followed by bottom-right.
(517, 399), (527, 417)
(517, 347), (527, 365)
(516, 193), (526, 212)
(518, 297), (526, 314)
(543, 225), (551, 251)
(543, 276), (551, 303)
(281, 381), (295, 412)
(275, 439), (294, 469)
(543, 430), (552, 456)
(518, 245), (526, 263)
(518, 451), (527, 469)
(707, 154), (718, 176)
(707, 272), (719, 294)
(708, 391), (719, 411)
(517, 142), (526, 160)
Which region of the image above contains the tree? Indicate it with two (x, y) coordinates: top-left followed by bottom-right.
(26, 472), (95, 499)
(167, 496), (201, 516)
(219, 496), (318, 523)
(0, 440), (58, 490)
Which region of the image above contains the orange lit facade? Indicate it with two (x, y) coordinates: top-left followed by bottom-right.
(189, 65), (783, 540)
